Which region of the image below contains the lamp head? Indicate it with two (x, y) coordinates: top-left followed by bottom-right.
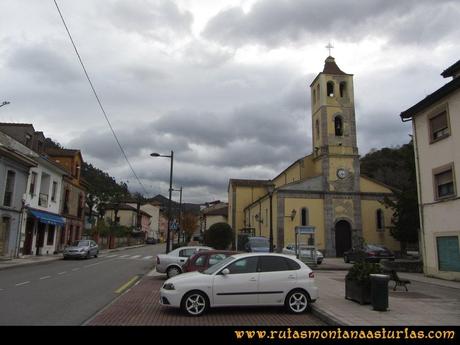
(150, 153), (161, 157)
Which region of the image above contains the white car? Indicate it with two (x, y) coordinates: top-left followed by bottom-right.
(159, 253), (319, 316)
(156, 246), (213, 278)
(282, 244), (324, 264)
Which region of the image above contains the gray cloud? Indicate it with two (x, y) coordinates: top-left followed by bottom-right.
(203, 0), (460, 47)
(6, 41), (81, 84)
(108, 0), (193, 41)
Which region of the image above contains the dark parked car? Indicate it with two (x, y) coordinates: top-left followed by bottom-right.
(343, 244), (395, 263)
(245, 236), (270, 252)
(182, 250), (238, 273)
(145, 237), (157, 244)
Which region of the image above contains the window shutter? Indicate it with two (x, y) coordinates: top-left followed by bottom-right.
(436, 170), (453, 185)
(431, 112), (447, 132)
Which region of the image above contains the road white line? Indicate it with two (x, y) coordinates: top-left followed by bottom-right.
(84, 262), (101, 268)
(71, 268), (80, 271)
(16, 281), (30, 286)
(130, 255), (141, 259)
(39, 276), (51, 280)
(58, 271), (67, 275)
(143, 256), (153, 260)
(119, 255), (129, 258)
(106, 255), (117, 258)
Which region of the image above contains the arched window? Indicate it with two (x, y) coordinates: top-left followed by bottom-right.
(334, 116), (343, 136)
(316, 84), (320, 101)
(376, 209), (384, 231)
(327, 81), (334, 97)
(340, 82), (347, 98)
(301, 208), (309, 226)
(313, 89), (316, 104)
(315, 119), (320, 139)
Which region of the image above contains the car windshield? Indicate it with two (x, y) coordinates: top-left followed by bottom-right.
(202, 256), (234, 275)
(72, 240), (89, 247)
(250, 238), (269, 247)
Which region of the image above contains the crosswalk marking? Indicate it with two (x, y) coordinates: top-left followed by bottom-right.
(143, 256), (153, 260)
(119, 255), (130, 258)
(106, 255), (118, 258)
(130, 255), (141, 259)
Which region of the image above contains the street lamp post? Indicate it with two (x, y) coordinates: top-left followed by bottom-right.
(151, 151), (174, 253)
(267, 184), (275, 253)
(172, 186), (183, 244)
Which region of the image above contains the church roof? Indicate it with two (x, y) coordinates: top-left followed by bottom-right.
(322, 56), (347, 75)
(277, 176), (323, 192)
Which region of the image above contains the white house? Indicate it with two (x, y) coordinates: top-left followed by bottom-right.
(400, 59), (460, 280)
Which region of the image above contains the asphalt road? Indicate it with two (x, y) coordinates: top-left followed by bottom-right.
(0, 244), (165, 325)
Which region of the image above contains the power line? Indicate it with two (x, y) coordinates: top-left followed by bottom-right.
(53, 0), (148, 196)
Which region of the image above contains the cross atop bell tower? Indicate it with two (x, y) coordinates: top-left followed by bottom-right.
(325, 42), (334, 56)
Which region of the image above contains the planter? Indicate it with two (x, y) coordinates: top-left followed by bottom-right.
(345, 278), (371, 304)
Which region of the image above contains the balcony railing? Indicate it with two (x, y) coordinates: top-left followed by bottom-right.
(38, 193), (48, 207)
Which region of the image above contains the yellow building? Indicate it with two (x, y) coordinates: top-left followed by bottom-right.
(228, 56), (399, 257)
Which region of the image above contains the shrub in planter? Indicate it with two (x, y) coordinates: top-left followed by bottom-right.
(345, 261), (382, 304)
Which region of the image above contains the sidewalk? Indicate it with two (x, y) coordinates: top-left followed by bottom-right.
(88, 265), (460, 326)
(0, 244), (146, 271)
(311, 270), (460, 325)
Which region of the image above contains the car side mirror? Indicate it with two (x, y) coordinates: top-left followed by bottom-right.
(221, 268), (230, 275)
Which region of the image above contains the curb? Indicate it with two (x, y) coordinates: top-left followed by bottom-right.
(82, 274), (144, 326)
(0, 244), (147, 271)
(311, 304), (346, 326)
(0, 257), (62, 271)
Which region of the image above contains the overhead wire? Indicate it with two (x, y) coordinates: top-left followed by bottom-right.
(53, 0), (149, 195)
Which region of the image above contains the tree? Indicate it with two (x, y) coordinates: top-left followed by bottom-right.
(180, 212), (199, 242)
(380, 141), (420, 254)
(204, 223), (234, 250)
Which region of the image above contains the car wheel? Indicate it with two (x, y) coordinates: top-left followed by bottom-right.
(344, 255), (350, 263)
(167, 266), (181, 278)
(285, 289), (310, 314)
(181, 291), (209, 316)
(95, 251), (98, 258)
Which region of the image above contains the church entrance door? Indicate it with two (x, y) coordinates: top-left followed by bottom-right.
(335, 220), (351, 257)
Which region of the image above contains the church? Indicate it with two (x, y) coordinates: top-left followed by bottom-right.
(228, 55), (400, 257)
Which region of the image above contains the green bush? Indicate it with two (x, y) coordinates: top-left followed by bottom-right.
(204, 222), (234, 250)
(346, 261), (382, 283)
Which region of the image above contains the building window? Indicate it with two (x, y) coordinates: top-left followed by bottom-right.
(340, 82), (347, 98)
(75, 163), (80, 179)
(436, 236), (460, 272)
(334, 116), (343, 136)
(313, 89), (316, 104)
(315, 119), (320, 139)
(316, 84), (320, 102)
(51, 182), (58, 202)
(47, 225), (55, 245)
(63, 189), (70, 214)
(77, 194), (84, 219)
(327, 81), (334, 97)
(434, 165), (456, 199)
(25, 134), (32, 148)
(29, 172), (37, 195)
(429, 111), (449, 142)
(3, 170), (15, 207)
(376, 209), (384, 231)
(301, 208), (309, 226)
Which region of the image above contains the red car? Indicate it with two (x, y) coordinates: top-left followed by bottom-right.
(182, 250), (238, 273)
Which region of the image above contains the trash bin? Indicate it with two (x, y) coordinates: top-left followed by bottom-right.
(370, 274), (390, 311)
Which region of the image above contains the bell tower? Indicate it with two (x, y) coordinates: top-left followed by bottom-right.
(309, 55), (362, 257)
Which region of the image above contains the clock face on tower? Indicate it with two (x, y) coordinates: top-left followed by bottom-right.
(337, 168), (347, 179)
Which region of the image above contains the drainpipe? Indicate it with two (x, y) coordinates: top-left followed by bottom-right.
(411, 118), (426, 274)
(15, 201), (26, 258)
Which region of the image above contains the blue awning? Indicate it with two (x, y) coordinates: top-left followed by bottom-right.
(29, 209), (65, 226)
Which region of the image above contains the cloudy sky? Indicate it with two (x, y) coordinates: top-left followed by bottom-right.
(1, 0), (459, 203)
